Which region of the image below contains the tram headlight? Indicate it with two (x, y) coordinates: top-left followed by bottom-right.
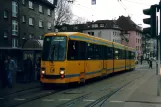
(60, 70), (65, 75)
(41, 70), (45, 74)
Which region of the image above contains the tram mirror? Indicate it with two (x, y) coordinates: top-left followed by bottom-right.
(115, 51), (118, 53)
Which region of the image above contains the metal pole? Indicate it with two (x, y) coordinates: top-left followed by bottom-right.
(157, 3), (161, 96)
(157, 36), (160, 96)
(156, 16), (158, 75)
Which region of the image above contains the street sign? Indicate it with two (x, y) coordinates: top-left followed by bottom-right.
(91, 0), (96, 5)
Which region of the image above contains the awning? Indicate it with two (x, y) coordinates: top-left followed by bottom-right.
(22, 39), (43, 50)
(0, 47), (22, 50)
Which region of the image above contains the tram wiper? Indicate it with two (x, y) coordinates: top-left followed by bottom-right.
(50, 45), (55, 63)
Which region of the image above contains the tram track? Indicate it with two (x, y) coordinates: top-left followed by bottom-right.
(52, 70), (146, 107)
(5, 89), (62, 107)
(0, 86), (41, 98)
(85, 75), (142, 107)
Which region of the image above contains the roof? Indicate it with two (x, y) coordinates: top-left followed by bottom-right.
(85, 20), (122, 30)
(55, 24), (85, 32)
(38, 0), (55, 9)
(22, 39), (43, 50)
(117, 16), (142, 32)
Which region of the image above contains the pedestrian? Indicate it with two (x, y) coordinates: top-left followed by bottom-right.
(24, 55), (33, 83)
(149, 56), (153, 69)
(4, 55), (17, 88)
(36, 57), (41, 80)
(0, 53), (6, 88)
(140, 55), (143, 65)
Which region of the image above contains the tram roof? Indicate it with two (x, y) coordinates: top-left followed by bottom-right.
(44, 32), (135, 51)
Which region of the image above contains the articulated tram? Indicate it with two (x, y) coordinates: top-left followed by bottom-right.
(40, 32), (135, 86)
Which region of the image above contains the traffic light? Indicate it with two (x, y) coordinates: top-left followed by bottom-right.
(143, 5), (157, 38)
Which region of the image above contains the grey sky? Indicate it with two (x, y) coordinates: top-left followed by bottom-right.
(49, 0), (160, 28)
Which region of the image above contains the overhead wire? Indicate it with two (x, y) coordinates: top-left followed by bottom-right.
(117, 0), (130, 16)
(70, 0), (96, 21)
(123, 0), (151, 6)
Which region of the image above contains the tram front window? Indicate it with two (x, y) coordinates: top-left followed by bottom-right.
(42, 36), (67, 61)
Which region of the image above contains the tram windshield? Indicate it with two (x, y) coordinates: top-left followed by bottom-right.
(42, 36), (67, 61)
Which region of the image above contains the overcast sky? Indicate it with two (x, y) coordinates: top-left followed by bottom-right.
(49, 0), (160, 28)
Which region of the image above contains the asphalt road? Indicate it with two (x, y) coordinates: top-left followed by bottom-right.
(0, 64), (150, 107)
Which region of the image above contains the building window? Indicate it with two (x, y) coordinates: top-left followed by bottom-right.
(39, 20), (43, 27)
(29, 18), (34, 26)
(39, 5), (43, 13)
(29, 34), (33, 39)
(12, 38), (18, 47)
(4, 31), (8, 38)
(4, 10), (8, 18)
(12, 20), (18, 36)
(113, 32), (115, 35)
(29, 1), (33, 9)
(92, 24), (98, 28)
(22, 0), (25, 4)
(88, 32), (94, 36)
(22, 16), (26, 22)
(12, 1), (18, 17)
(48, 22), (51, 29)
(100, 24), (104, 27)
(92, 24), (95, 28)
(95, 24), (98, 28)
(136, 38), (137, 43)
(47, 9), (51, 16)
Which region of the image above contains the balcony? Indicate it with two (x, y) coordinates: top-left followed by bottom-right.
(12, 30), (18, 36)
(12, 12), (18, 18)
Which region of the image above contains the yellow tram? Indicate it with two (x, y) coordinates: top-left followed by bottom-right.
(40, 32), (136, 85)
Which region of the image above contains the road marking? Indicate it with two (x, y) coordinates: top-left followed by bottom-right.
(0, 98), (4, 100)
(110, 100), (124, 103)
(59, 99), (71, 101)
(42, 99), (55, 102)
(83, 99), (95, 102)
(14, 98), (26, 101)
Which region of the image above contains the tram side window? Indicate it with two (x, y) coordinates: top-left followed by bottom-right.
(122, 50), (125, 59)
(79, 41), (86, 60)
(94, 44), (102, 60)
(129, 51), (132, 59)
(114, 48), (119, 59)
(103, 46), (108, 60)
(108, 47), (113, 59)
(118, 49), (122, 59)
(126, 51), (129, 59)
(87, 43), (94, 60)
(67, 40), (79, 60)
(131, 52), (135, 59)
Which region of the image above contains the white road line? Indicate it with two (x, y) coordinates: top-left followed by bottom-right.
(0, 98), (4, 100)
(42, 99), (55, 102)
(14, 98), (26, 101)
(59, 99), (71, 101)
(83, 99), (95, 102)
(110, 100), (124, 103)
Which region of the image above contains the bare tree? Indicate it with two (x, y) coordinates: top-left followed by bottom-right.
(72, 17), (88, 24)
(55, 0), (73, 26)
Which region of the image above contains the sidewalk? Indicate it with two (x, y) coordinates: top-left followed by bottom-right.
(0, 81), (40, 97)
(106, 68), (161, 107)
